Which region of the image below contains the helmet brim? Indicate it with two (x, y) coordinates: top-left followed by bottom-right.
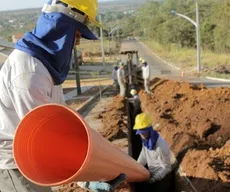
(135, 128), (149, 135)
(75, 21), (98, 40)
(90, 18), (103, 28)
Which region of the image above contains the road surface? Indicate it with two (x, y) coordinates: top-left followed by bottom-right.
(120, 39), (230, 88)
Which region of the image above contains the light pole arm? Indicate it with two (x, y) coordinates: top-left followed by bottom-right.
(109, 26), (120, 36)
(175, 13), (197, 28)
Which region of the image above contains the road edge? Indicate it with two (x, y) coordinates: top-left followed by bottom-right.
(137, 39), (181, 71)
(205, 76), (230, 82)
(77, 86), (110, 114)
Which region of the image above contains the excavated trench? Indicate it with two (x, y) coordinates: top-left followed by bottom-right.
(94, 78), (230, 192)
(59, 79), (230, 192)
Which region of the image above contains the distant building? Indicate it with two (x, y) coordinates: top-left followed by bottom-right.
(12, 33), (24, 43)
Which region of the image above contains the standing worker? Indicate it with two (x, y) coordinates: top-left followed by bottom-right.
(134, 113), (176, 191)
(141, 59), (151, 94)
(112, 65), (119, 94)
(117, 62), (126, 97)
(0, 0), (122, 191)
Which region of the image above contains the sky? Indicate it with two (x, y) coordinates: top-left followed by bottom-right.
(0, 0), (113, 11)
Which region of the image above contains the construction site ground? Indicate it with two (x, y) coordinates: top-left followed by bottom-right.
(57, 86), (129, 192)
(141, 78), (230, 192)
(60, 78), (230, 192)
(57, 40), (230, 192)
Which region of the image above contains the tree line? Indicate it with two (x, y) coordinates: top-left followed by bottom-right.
(120, 0), (230, 54)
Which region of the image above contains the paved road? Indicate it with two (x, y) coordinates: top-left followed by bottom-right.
(120, 39), (180, 77)
(120, 40), (230, 88)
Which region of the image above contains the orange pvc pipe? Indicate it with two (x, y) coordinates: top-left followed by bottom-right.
(13, 104), (150, 187)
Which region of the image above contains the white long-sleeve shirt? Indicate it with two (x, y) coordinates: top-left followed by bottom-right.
(0, 49), (65, 169)
(117, 68), (125, 83)
(137, 136), (175, 181)
(142, 64), (150, 79)
(112, 69), (118, 81)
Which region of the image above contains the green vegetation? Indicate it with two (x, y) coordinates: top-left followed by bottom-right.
(120, 0), (230, 77)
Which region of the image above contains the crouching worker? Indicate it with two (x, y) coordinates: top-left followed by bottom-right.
(130, 89), (140, 101)
(134, 113), (176, 191)
(77, 173), (126, 192)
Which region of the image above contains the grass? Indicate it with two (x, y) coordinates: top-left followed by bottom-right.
(144, 40), (230, 78)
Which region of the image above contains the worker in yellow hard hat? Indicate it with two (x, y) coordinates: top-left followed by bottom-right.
(139, 58), (143, 66)
(0, 0), (125, 191)
(130, 89), (140, 101)
(134, 113), (176, 187)
(129, 89), (141, 116)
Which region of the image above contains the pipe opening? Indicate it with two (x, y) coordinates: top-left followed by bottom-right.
(13, 105), (89, 186)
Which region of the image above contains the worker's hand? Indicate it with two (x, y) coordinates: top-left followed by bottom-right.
(89, 182), (114, 192)
(77, 174), (126, 192)
(78, 181), (113, 192)
(148, 176), (157, 184)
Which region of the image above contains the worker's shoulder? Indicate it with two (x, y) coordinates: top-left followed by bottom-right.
(5, 49), (51, 78)
(156, 136), (170, 149)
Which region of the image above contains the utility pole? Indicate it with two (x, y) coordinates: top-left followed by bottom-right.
(171, 1), (201, 73)
(196, 0), (201, 73)
(116, 20), (119, 39)
(99, 14), (105, 68)
(73, 46), (81, 95)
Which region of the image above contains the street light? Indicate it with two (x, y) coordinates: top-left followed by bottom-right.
(109, 25), (121, 42)
(108, 25), (120, 59)
(99, 14), (105, 68)
(171, 0), (201, 73)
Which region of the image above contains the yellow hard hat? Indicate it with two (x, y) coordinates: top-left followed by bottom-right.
(130, 89), (137, 96)
(60, 0), (101, 27)
(134, 113), (152, 130)
(139, 58), (143, 62)
(141, 59), (146, 64)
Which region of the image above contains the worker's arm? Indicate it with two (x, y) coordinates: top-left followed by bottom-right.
(137, 146), (147, 166)
(112, 70), (116, 80)
(147, 65), (150, 79)
(10, 73), (53, 119)
(149, 138), (172, 183)
(59, 85), (67, 105)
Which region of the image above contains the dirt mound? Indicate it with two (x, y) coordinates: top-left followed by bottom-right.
(181, 141), (230, 191)
(98, 96), (127, 141)
(140, 78), (230, 191)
